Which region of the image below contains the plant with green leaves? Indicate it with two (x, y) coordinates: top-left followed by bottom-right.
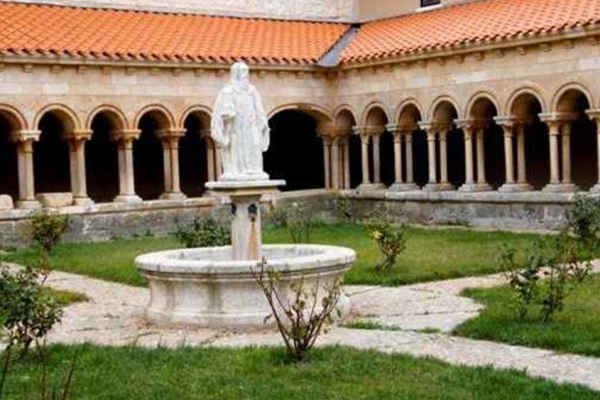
(285, 202), (316, 244)
(363, 208), (407, 273)
(252, 259), (341, 363)
(173, 217), (230, 248)
(567, 195), (600, 254)
(27, 212), (70, 254)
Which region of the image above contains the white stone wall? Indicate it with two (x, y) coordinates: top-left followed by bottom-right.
(5, 0), (354, 21)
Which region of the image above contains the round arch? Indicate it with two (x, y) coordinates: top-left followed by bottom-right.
(267, 103), (333, 123)
(0, 105), (25, 200)
(33, 104), (81, 133)
(465, 91), (501, 119)
(505, 86), (547, 117)
(334, 105), (359, 127)
(133, 104), (176, 130)
(179, 105), (212, 130)
(181, 107), (212, 197)
(361, 101), (392, 127)
(428, 95), (461, 122)
(395, 98), (425, 124)
(551, 82), (595, 113)
(86, 105), (129, 132)
(0, 105), (28, 131)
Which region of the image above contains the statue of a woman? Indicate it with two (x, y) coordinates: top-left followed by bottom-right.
(211, 62), (270, 181)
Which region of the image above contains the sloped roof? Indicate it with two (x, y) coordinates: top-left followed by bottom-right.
(0, 2), (349, 65)
(341, 0), (600, 64)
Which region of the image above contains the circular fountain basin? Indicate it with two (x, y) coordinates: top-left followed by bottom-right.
(135, 245), (356, 329)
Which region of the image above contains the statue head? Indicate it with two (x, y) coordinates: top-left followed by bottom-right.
(230, 62), (250, 89)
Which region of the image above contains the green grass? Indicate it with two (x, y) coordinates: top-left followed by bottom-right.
(4, 345), (600, 400)
(46, 288), (89, 306)
(454, 275), (600, 357)
(5, 224), (545, 287)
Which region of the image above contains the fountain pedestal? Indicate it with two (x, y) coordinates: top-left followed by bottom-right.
(206, 180), (285, 261)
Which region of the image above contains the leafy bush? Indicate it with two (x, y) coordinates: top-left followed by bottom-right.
(252, 259), (341, 363)
(173, 217), (230, 248)
(27, 212), (70, 254)
(363, 209), (407, 273)
(567, 196), (600, 253)
(265, 204), (288, 229)
(285, 203), (317, 244)
(502, 236), (592, 323)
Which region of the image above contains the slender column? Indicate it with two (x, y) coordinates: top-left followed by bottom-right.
(359, 133), (371, 186)
(11, 131), (40, 209)
(206, 139), (216, 182)
(112, 130), (142, 203)
(372, 133), (382, 184)
(322, 137), (332, 189)
(170, 138), (182, 194)
(162, 139), (172, 193)
(587, 112), (600, 193)
(543, 119), (562, 191)
(215, 146), (223, 180)
(475, 128), (491, 190)
(392, 133), (403, 185)
(405, 132), (415, 186)
(67, 130), (93, 206)
(516, 123), (528, 186)
(424, 127), (438, 190)
(343, 137), (351, 190)
(502, 124), (516, 185)
(159, 130), (186, 200)
(331, 138), (340, 190)
(461, 126), (475, 190)
(438, 128), (451, 188)
(561, 122), (573, 185)
(387, 123), (419, 191)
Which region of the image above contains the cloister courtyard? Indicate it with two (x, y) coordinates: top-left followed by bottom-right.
(2, 0), (600, 398)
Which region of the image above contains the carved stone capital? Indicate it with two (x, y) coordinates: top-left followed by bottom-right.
(352, 125), (385, 137)
(111, 129), (141, 143)
(9, 130), (41, 143)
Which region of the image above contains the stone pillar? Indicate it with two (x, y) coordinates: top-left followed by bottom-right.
(475, 128), (492, 191)
(205, 138), (216, 182)
(437, 128), (454, 191)
(342, 137), (351, 190)
(459, 123), (476, 192)
(560, 121), (578, 191)
(215, 146), (223, 180)
(10, 131), (40, 209)
(359, 133), (371, 187)
(322, 136), (332, 189)
(387, 123), (419, 191)
(586, 111), (600, 193)
(423, 125), (439, 191)
(515, 123), (531, 190)
(158, 130), (186, 200)
(112, 129), (142, 204)
(498, 122), (517, 191)
(331, 138), (341, 190)
(541, 115), (573, 193)
(66, 130), (93, 206)
(371, 133), (382, 185)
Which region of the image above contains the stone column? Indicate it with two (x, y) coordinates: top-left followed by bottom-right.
(66, 130), (93, 206)
(360, 133), (371, 187)
(560, 121), (578, 192)
(498, 122), (516, 191)
(331, 137), (341, 190)
(371, 132), (382, 185)
(10, 130), (41, 209)
(159, 129), (186, 200)
(475, 128), (492, 191)
(322, 136), (332, 189)
(387, 123), (419, 191)
(205, 138), (216, 182)
(342, 137), (351, 190)
(112, 129), (142, 204)
(215, 146), (223, 180)
(541, 116), (568, 192)
(459, 122), (476, 192)
(423, 125), (439, 191)
(586, 111), (600, 193)
(437, 128), (454, 191)
(515, 123), (531, 190)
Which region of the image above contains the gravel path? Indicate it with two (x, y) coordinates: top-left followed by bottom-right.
(33, 263), (600, 392)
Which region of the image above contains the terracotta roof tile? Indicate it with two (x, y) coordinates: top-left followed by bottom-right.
(0, 2), (349, 65)
(341, 0), (600, 64)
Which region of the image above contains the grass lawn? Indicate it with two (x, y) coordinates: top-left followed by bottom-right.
(4, 345), (600, 400)
(4, 224), (545, 287)
(454, 275), (600, 357)
(46, 288), (89, 306)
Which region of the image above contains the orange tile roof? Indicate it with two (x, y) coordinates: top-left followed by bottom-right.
(342, 0), (600, 64)
(0, 2), (349, 65)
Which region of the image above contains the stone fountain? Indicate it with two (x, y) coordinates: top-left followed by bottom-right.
(135, 62), (356, 329)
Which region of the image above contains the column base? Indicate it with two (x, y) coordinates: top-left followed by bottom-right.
(423, 182), (455, 192)
(160, 192), (187, 201)
(16, 200), (41, 210)
(543, 183), (580, 193)
(460, 182), (493, 192)
(357, 183), (387, 192)
(73, 197), (95, 206)
(388, 182), (420, 192)
(114, 194), (143, 204)
(499, 183), (533, 193)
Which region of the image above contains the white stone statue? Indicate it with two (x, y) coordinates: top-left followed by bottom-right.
(211, 62), (271, 181)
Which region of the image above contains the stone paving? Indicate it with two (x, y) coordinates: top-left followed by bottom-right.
(32, 264), (600, 392)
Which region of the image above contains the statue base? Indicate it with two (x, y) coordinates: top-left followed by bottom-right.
(206, 180), (286, 261)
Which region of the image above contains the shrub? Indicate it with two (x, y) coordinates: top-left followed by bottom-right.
(265, 204), (288, 229)
(27, 212), (70, 254)
(502, 236), (592, 323)
(567, 196), (600, 253)
(363, 209), (407, 273)
(285, 203), (316, 244)
(252, 259), (341, 363)
(173, 217), (230, 248)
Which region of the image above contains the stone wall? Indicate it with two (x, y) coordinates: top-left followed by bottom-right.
(4, 0), (354, 21)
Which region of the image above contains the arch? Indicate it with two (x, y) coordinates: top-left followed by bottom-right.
(133, 104), (176, 130)
(551, 82), (594, 113)
(0, 104), (28, 131)
(428, 95), (460, 123)
(505, 86), (547, 117)
(86, 105), (129, 131)
(395, 98), (424, 125)
(465, 91), (500, 119)
(179, 105), (212, 129)
(33, 104), (81, 133)
(334, 107), (357, 131)
(267, 103), (333, 123)
(361, 101), (392, 126)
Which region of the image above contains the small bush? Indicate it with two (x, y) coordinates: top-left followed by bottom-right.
(265, 204), (288, 229)
(27, 212), (70, 254)
(252, 259), (341, 363)
(363, 209), (407, 273)
(502, 236), (592, 324)
(567, 196), (600, 254)
(173, 217), (230, 248)
(285, 203), (316, 244)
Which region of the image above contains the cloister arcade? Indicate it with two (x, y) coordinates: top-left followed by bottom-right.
(1, 83), (600, 209)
